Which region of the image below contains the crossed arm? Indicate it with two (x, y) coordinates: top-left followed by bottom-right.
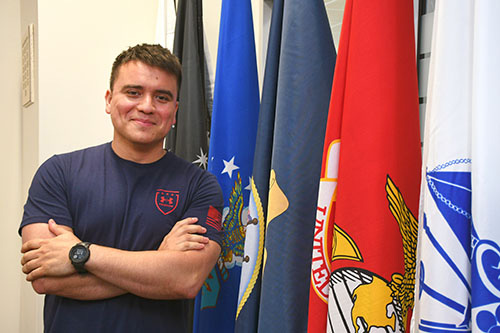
(21, 218), (220, 301)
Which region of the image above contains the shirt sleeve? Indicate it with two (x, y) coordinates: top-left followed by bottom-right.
(182, 171), (224, 247)
(19, 155), (74, 235)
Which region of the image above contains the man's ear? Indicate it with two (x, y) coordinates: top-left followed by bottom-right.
(173, 101), (179, 125)
(105, 90), (112, 114)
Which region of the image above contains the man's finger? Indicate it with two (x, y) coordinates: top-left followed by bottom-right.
(21, 250), (38, 265)
(175, 217), (199, 227)
(22, 258), (39, 275)
(181, 241), (206, 251)
(187, 235), (209, 244)
(188, 242), (206, 250)
(26, 266), (44, 282)
(21, 239), (40, 253)
(182, 224), (207, 235)
(48, 219), (67, 236)
(174, 220), (206, 234)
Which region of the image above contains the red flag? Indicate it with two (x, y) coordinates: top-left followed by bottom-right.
(307, 0), (421, 332)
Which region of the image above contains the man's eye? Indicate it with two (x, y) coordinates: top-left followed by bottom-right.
(157, 95), (171, 102)
(126, 90), (140, 97)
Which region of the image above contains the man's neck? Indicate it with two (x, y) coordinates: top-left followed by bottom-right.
(111, 140), (166, 164)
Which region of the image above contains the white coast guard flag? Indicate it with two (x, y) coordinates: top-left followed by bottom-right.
(413, 1), (500, 332)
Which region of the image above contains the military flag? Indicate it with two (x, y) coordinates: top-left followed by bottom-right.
(235, 0), (336, 332)
(154, 0), (176, 50)
(192, 0), (260, 332)
(413, 1), (500, 331)
(307, 0), (422, 332)
(166, 0), (210, 168)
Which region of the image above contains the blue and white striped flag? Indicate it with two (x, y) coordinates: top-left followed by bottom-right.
(414, 1), (500, 331)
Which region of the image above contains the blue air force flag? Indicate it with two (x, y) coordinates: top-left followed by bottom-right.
(413, 1), (500, 332)
(193, 0), (259, 332)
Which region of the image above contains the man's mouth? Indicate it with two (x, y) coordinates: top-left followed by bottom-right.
(132, 118), (155, 126)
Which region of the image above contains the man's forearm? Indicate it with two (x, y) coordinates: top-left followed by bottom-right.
(31, 273), (127, 300)
(86, 242), (220, 300)
(21, 219), (220, 301)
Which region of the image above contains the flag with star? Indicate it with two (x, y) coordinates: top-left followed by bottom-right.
(166, 0), (210, 168)
(192, 0), (259, 332)
(235, 0), (335, 331)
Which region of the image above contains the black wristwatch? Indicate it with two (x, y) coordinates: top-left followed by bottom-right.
(69, 242), (91, 274)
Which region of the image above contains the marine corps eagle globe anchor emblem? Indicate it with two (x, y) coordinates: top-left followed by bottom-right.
(328, 175), (417, 333)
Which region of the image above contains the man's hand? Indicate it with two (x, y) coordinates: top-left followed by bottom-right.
(21, 219), (81, 281)
(158, 217), (210, 251)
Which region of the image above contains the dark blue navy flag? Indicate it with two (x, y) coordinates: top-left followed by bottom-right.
(235, 0), (336, 331)
(193, 0), (259, 332)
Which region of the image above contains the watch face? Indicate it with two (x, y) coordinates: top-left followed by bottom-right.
(70, 245), (89, 264)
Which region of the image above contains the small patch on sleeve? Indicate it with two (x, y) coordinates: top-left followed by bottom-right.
(206, 205), (222, 231)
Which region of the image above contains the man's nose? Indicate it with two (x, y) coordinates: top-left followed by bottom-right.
(138, 95), (155, 113)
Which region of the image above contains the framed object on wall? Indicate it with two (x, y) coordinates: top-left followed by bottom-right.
(22, 23), (35, 107)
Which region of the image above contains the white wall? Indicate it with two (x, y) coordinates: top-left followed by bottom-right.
(37, 0), (159, 163)
(0, 0), (22, 332)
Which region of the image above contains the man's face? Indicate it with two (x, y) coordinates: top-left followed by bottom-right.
(105, 60), (179, 150)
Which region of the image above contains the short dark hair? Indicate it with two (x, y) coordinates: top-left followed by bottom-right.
(110, 43), (182, 92)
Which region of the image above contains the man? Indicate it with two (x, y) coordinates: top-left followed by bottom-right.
(19, 44), (223, 332)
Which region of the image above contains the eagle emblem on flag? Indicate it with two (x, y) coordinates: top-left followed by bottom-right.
(328, 176), (417, 332)
(221, 172), (246, 265)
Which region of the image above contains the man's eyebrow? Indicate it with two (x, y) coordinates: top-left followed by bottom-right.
(121, 84), (143, 91)
(121, 85), (174, 98)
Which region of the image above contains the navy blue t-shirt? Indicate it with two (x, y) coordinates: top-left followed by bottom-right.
(20, 143), (223, 333)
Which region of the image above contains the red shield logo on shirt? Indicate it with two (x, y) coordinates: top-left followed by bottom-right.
(155, 190), (179, 215)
